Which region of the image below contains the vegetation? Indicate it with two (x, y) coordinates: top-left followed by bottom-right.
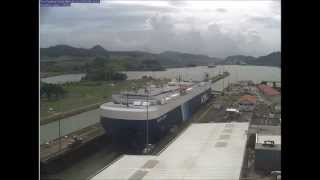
(82, 57), (128, 81)
(40, 45), (110, 58)
(40, 83), (66, 100)
(41, 45), (280, 75)
(40, 45), (223, 74)
(221, 52), (281, 67)
(40, 78), (170, 120)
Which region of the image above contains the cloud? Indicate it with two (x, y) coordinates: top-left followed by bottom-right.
(249, 16), (280, 28)
(168, 0), (188, 7)
(270, 0), (281, 15)
(216, 8), (227, 13)
(40, 1), (280, 58)
(146, 14), (175, 31)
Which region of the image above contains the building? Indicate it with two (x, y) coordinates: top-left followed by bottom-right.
(89, 122), (250, 180)
(238, 80), (254, 87)
(238, 95), (257, 112)
(257, 84), (280, 96)
(257, 84), (281, 104)
(255, 134), (281, 172)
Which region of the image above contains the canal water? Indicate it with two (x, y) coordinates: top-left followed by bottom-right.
(41, 73), (86, 84)
(40, 65), (280, 144)
(125, 65), (280, 91)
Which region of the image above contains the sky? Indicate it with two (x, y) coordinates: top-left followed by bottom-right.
(40, 0), (281, 58)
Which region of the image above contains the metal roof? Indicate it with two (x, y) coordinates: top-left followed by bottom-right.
(257, 84), (280, 96)
(226, 108), (240, 113)
(239, 95), (257, 104)
(256, 134), (281, 145)
(90, 122), (249, 180)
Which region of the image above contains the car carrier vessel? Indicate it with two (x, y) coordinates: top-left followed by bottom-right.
(100, 80), (212, 152)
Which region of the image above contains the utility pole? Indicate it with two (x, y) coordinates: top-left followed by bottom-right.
(236, 68), (239, 82)
(59, 118), (61, 152)
(126, 93), (129, 107)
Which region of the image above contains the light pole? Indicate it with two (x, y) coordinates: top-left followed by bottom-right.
(146, 92), (149, 147)
(58, 118), (61, 152)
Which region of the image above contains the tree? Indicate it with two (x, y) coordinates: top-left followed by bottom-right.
(40, 83), (66, 100)
(84, 68), (106, 81)
(82, 57), (128, 81)
(140, 60), (164, 70)
(83, 63), (90, 73)
(91, 57), (108, 68)
(112, 72), (127, 81)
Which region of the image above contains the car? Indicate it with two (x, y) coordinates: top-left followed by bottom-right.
(142, 144), (155, 154)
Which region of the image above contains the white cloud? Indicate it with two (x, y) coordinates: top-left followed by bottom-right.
(40, 0), (280, 57)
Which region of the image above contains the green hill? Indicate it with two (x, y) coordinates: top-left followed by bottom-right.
(221, 52), (281, 67)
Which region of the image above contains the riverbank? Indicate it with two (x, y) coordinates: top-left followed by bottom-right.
(40, 72), (70, 78)
(40, 78), (169, 122)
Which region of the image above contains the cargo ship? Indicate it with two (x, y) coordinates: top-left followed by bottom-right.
(100, 80), (212, 152)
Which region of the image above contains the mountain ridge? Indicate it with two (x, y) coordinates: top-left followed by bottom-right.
(221, 51), (281, 67)
(40, 45), (280, 67)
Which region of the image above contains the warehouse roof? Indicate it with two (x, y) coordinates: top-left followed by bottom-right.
(257, 84), (280, 96)
(255, 134), (281, 151)
(256, 134), (281, 145)
(90, 122), (250, 180)
(239, 95), (257, 104)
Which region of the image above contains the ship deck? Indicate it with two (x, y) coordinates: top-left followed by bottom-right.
(100, 83), (212, 120)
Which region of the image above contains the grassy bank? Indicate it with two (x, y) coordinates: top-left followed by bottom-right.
(40, 79), (169, 122)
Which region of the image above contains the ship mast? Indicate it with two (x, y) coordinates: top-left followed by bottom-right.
(146, 91), (149, 147)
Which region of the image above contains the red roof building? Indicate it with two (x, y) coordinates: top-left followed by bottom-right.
(257, 84), (280, 96)
(239, 95), (257, 105)
(238, 95), (257, 112)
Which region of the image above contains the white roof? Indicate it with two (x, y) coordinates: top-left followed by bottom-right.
(90, 122), (249, 180)
(90, 155), (155, 180)
(226, 108), (240, 113)
(256, 134), (281, 145)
